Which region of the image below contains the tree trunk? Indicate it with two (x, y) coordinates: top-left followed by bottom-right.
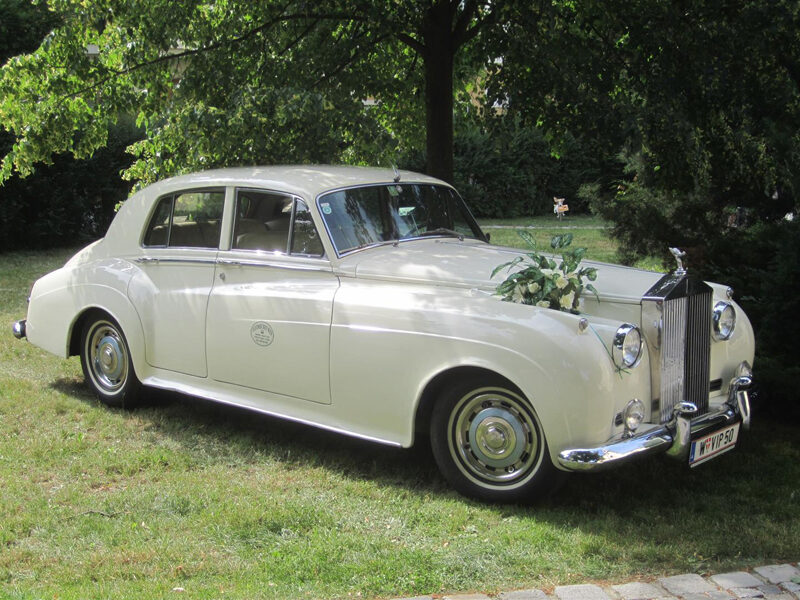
(422, 2), (455, 183)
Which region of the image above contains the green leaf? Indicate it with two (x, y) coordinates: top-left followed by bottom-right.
(550, 233), (573, 249)
(491, 256), (523, 278)
(517, 230), (537, 249)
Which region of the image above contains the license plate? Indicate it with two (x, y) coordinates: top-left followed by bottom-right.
(689, 423), (740, 467)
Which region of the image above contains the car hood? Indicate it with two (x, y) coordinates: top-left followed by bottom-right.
(339, 239), (663, 302)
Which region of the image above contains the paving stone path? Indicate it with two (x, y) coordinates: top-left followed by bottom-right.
(391, 563), (800, 600)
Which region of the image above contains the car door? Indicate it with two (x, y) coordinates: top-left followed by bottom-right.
(206, 188), (338, 404)
(128, 188), (225, 378)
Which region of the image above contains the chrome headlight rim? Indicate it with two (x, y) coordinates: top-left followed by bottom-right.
(612, 323), (643, 369)
(712, 301), (736, 341)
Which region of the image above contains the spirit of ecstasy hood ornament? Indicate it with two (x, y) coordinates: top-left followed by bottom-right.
(669, 247), (687, 275)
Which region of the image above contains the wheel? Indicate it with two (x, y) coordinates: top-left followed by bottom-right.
(80, 314), (142, 408)
(430, 377), (565, 503)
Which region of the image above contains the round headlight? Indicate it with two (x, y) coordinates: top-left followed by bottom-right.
(613, 324), (642, 369)
(624, 398), (645, 433)
(712, 301), (736, 341)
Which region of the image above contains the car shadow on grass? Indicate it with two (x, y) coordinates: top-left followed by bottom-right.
(52, 377), (800, 569)
(59, 381), (450, 495)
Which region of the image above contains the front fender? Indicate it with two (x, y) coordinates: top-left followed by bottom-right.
(329, 280), (652, 460)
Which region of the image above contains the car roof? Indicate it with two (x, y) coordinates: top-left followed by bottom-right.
(141, 165), (449, 199)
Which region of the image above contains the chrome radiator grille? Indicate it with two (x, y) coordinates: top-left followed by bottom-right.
(642, 274), (713, 424)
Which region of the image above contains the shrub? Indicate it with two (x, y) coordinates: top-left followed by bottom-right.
(704, 219), (800, 421)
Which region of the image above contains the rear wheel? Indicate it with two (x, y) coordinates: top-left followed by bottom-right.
(430, 377), (564, 503)
(80, 314), (141, 408)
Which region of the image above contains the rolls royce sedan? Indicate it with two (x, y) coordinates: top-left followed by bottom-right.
(12, 165), (754, 502)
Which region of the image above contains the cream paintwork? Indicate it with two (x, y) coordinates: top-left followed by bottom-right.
(22, 166), (756, 471)
(128, 249), (218, 377)
(207, 252), (338, 404)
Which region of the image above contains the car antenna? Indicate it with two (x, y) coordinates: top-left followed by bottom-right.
(391, 163), (401, 183)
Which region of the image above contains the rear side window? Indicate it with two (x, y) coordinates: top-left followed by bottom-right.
(143, 190), (225, 248)
(232, 189), (323, 257)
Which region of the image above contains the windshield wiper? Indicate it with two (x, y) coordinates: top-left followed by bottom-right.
(414, 228), (464, 241)
(350, 239), (400, 252)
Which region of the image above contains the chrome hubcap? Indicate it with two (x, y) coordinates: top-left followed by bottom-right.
(87, 323), (128, 393)
(449, 388), (541, 486)
(470, 407), (525, 467)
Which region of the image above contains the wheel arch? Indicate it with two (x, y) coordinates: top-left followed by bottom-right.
(67, 303), (147, 380)
(413, 365), (526, 446)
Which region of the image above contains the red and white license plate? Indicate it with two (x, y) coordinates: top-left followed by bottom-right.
(688, 423), (740, 467)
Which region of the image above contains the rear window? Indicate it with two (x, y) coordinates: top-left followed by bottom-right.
(143, 190), (225, 248)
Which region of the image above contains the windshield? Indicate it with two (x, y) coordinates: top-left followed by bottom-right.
(318, 183), (486, 255)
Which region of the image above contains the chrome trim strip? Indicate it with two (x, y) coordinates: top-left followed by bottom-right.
(135, 257), (218, 266)
(557, 362), (752, 471)
(216, 258), (333, 273)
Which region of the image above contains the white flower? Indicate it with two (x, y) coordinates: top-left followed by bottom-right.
(539, 268), (556, 278)
(559, 291), (576, 309)
(536, 300), (551, 308)
(527, 282), (541, 294)
(512, 284), (525, 303)
(555, 275), (568, 289)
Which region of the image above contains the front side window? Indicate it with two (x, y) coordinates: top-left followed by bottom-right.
(143, 190), (225, 248)
(318, 184), (485, 255)
(232, 189), (324, 257)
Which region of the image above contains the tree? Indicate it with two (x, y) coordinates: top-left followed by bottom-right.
(0, 1), (503, 186)
(492, 0), (800, 262)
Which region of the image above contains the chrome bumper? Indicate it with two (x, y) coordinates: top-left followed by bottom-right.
(12, 319), (26, 340)
(558, 362), (753, 471)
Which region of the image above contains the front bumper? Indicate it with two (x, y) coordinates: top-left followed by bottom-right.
(558, 362), (753, 471)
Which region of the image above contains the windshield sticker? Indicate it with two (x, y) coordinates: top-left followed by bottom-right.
(321, 202), (332, 215)
(250, 321), (275, 347)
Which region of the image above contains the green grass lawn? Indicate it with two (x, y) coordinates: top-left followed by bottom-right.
(478, 214), (663, 271)
(1, 240), (798, 600)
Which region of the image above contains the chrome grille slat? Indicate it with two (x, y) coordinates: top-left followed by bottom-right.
(660, 297), (687, 423)
(642, 273), (713, 424)
(686, 291), (711, 414)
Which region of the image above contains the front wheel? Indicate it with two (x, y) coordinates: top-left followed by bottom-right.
(80, 314), (142, 408)
(430, 377), (565, 503)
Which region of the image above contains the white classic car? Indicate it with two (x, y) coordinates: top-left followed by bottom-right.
(12, 166), (755, 502)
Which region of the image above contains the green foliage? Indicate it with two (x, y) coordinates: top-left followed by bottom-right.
(0, 118), (141, 251)
(402, 112), (601, 218)
(702, 219), (800, 420)
(0, 1), (505, 187)
(492, 232), (598, 312)
(492, 0), (800, 231)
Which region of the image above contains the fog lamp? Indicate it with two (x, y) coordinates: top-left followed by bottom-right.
(623, 399), (645, 435)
